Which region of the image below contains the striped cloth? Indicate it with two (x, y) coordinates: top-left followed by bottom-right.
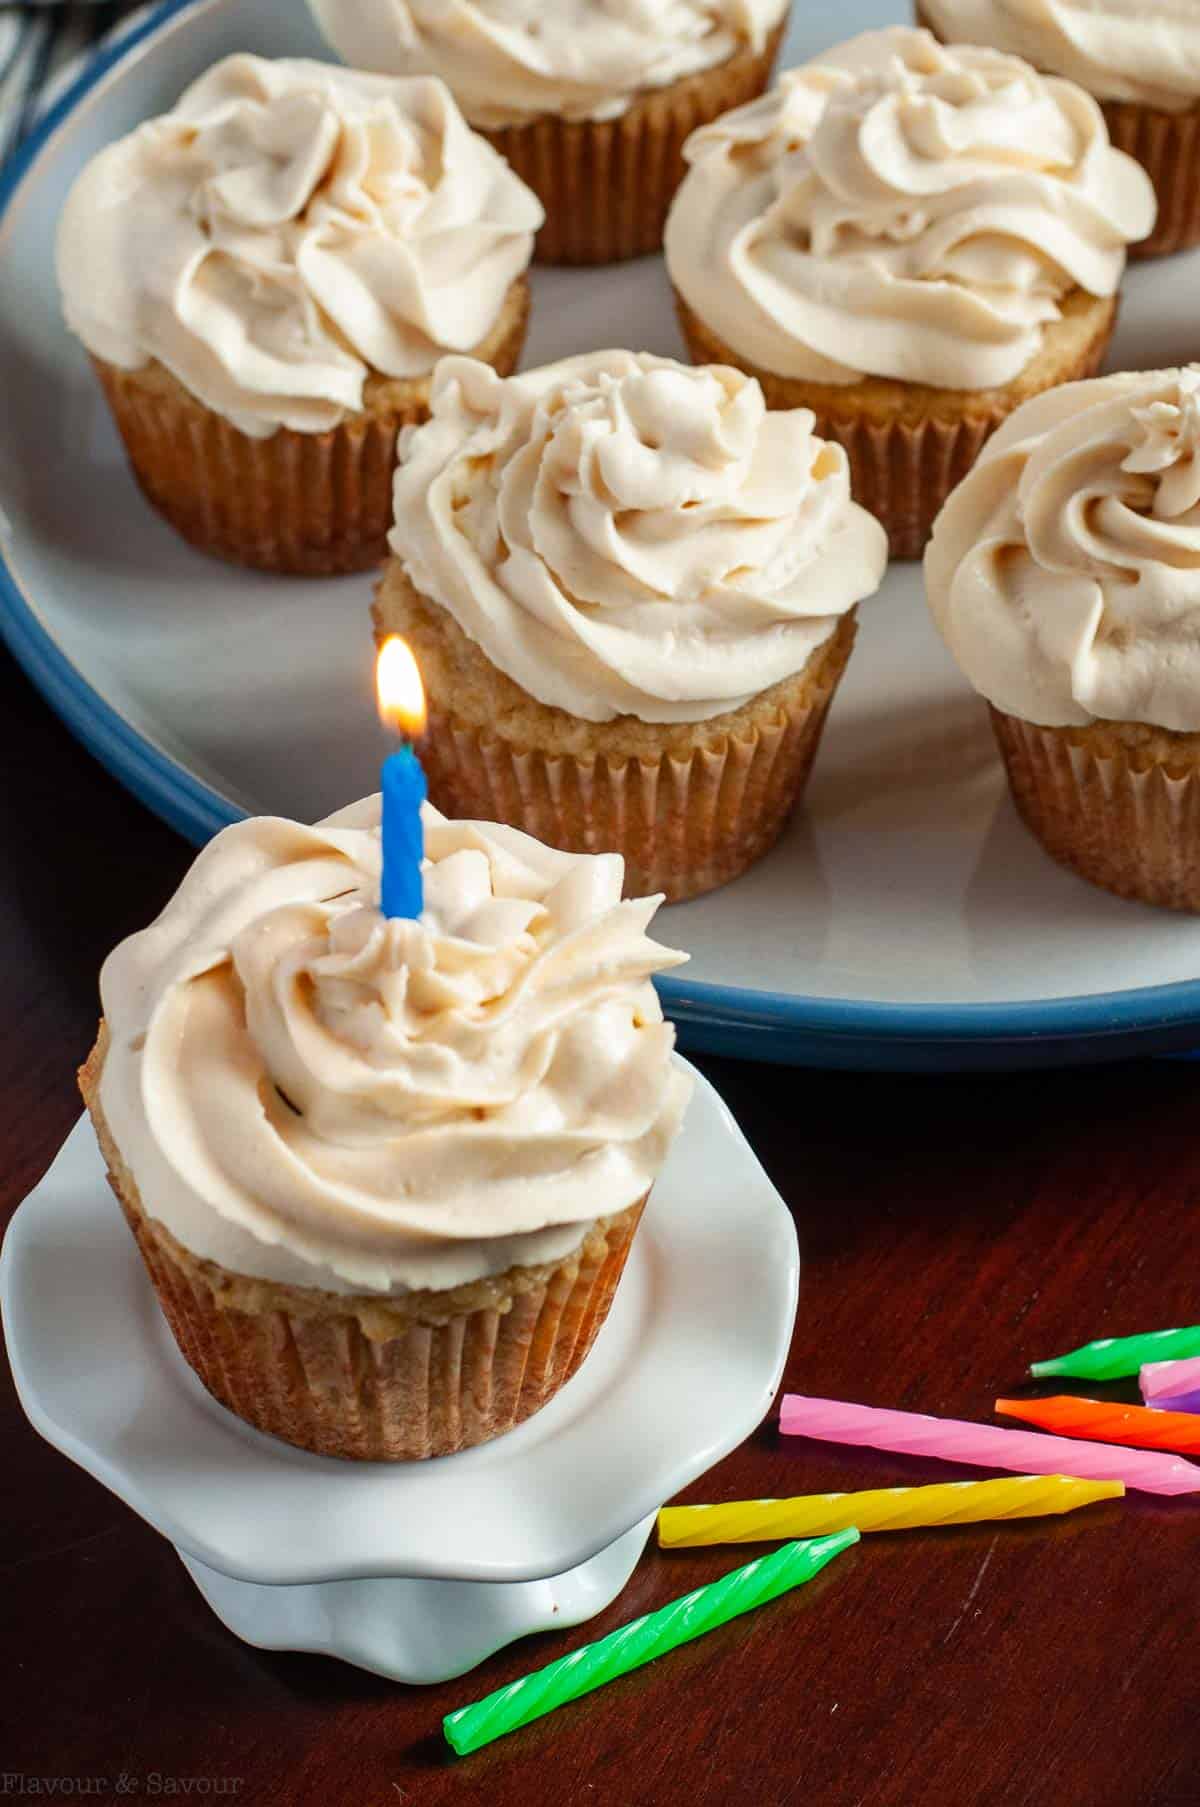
(0, 3), (146, 170)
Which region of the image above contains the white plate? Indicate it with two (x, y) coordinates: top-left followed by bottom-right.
(0, 1064), (798, 1589)
(4, 0), (1200, 1068)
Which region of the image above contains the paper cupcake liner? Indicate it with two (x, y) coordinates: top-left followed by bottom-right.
(95, 360), (406, 576)
(805, 410), (1007, 562)
(80, 1028), (645, 1462)
(410, 618), (855, 904)
(674, 290), (1113, 559)
(990, 708), (1200, 912)
(118, 1191), (644, 1463)
(1100, 99), (1200, 259)
(484, 17), (787, 264)
(92, 282), (530, 576)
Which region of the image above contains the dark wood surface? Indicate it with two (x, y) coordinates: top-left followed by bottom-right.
(2, 645), (1197, 1807)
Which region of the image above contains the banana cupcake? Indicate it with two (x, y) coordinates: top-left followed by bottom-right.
(376, 350), (887, 902)
(918, 0), (1200, 257)
(57, 55), (542, 574)
(665, 27), (1156, 557)
(79, 798), (691, 1460)
(307, 0), (790, 263)
(926, 367), (1200, 911)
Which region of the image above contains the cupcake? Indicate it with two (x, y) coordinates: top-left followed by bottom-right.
(57, 55), (542, 575)
(926, 367), (1200, 912)
(78, 798), (691, 1461)
(376, 351), (887, 902)
(665, 28), (1156, 558)
(307, 0), (790, 263)
(918, 0), (1200, 257)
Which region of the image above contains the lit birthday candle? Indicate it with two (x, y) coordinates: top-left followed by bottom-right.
(996, 1395), (1200, 1455)
(779, 1394), (1200, 1496)
(1142, 1356), (1200, 1413)
(1030, 1325), (1200, 1382)
(376, 636), (427, 921)
(657, 1475), (1123, 1547)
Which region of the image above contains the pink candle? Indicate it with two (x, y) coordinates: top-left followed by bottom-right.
(779, 1395), (1200, 1497)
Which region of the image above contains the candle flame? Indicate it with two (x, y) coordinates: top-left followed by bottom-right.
(376, 635), (427, 739)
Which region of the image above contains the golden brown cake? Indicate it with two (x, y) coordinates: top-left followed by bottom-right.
(83, 1027), (646, 1462)
(665, 29), (1155, 557)
(988, 714), (1200, 912)
(56, 57), (542, 574)
(78, 800), (691, 1460)
(926, 369), (1200, 912)
(307, 0), (790, 262)
(90, 285), (529, 577)
(374, 570), (857, 902)
(384, 350), (887, 902)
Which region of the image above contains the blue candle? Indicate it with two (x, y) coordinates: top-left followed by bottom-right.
(380, 742), (427, 920)
(376, 636), (428, 921)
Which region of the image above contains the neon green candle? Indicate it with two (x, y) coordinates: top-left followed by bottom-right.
(443, 1528), (858, 1757)
(1032, 1326), (1200, 1382)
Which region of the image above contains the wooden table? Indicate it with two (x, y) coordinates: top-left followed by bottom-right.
(2, 645), (1197, 1807)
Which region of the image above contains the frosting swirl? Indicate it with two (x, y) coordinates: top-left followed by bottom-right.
(97, 800), (691, 1294)
(920, 0), (1200, 113)
(388, 351), (887, 724)
(57, 55), (542, 437)
(926, 367), (1200, 730)
(307, 0), (789, 127)
(664, 28), (1155, 391)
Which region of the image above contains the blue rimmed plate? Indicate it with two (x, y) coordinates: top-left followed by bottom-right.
(4, 0), (1200, 1070)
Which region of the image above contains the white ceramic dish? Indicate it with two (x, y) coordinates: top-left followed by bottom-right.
(4, 0), (1200, 1068)
(174, 1520), (656, 1684)
(0, 1066), (797, 1595)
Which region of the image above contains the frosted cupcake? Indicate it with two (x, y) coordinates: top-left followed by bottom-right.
(376, 351), (887, 902)
(307, 0), (790, 263)
(57, 56), (542, 575)
(918, 0), (1200, 257)
(78, 799), (691, 1460)
(926, 367), (1200, 912)
(665, 28), (1156, 558)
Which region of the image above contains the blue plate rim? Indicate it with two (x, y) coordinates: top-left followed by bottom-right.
(3, 0), (1200, 1060)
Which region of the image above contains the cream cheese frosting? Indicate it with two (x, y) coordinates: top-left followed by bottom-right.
(919, 0), (1200, 113)
(56, 55), (542, 438)
(664, 27), (1155, 391)
(307, 0), (789, 127)
(926, 367), (1200, 730)
(97, 798), (691, 1295)
(388, 350), (887, 724)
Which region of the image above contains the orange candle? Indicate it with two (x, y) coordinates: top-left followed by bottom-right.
(995, 1395), (1200, 1455)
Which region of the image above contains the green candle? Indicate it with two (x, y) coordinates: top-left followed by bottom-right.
(444, 1528), (858, 1758)
(1032, 1326), (1200, 1382)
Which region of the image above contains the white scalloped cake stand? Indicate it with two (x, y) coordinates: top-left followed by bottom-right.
(177, 1521), (656, 1683)
(1, 1064), (798, 1683)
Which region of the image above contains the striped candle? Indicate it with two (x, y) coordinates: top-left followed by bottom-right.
(779, 1394), (1200, 1496)
(1031, 1326), (1200, 1382)
(1141, 1356), (1200, 1413)
(445, 1529), (858, 1756)
(996, 1395), (1200, 1455)
(657, 1475), (1124, 1547)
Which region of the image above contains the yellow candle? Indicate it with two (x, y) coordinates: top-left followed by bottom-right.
(657, 1474), (1123, 1548)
